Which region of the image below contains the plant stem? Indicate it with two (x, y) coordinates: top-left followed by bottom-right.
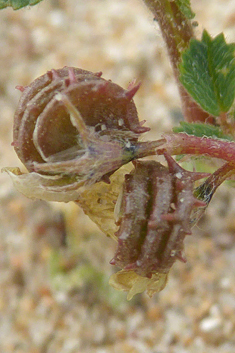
(142, 0), (213, 123)
(159, 133), (235, 164)
(190, 161), (235, 225)
(195, 162), (235, 203)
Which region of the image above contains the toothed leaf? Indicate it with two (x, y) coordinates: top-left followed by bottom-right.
(0, 0), (43, 9)
(173, 121), (233, 140)
(179, 30), (235, 116)
(175, 0), (195, 19)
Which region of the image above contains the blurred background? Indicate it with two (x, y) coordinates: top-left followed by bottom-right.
(0, 0), (235, 352)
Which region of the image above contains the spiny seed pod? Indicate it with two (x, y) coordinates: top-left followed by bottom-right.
(5, 66), (161, 202)
(111, 153), (208, 279)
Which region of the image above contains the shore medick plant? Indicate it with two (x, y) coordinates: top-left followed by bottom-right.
(3, 0), (235, 299)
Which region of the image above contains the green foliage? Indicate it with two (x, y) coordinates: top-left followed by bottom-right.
(173, 121), (233, 140)
(175, 0), (195, 19)
(0, 0), (43, 10)
(179, 30), (235, 116)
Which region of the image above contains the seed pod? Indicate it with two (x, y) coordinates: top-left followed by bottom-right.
(5, 66), (162, 202)
(111, 153), (208, 279)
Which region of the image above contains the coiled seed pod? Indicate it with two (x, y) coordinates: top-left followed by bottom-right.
(4, 66), (220, 299)
(6, 66), (162, 202)
(111, 153), (208, 282)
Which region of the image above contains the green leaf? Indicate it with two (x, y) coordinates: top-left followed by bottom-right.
(173, 121), (233, 140)
(175, 0), (195, 19)
(0, 0), (43, 10)
(179, 30), (235, 116)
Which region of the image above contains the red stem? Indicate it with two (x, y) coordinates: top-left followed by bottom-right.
(158, 133), (235, 165)
(198, 162), (235, 196)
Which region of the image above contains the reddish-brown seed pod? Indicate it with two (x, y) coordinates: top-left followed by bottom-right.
(111, 153), (208, 278)
(13, 67), (149, 169)
(6, 66), (162, 202)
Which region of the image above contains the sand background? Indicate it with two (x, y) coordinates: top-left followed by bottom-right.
(0, 1), (235, 352)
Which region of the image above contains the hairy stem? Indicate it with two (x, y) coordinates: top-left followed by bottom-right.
(159, 133), (235, 165)
(142, 0), (213, 123)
